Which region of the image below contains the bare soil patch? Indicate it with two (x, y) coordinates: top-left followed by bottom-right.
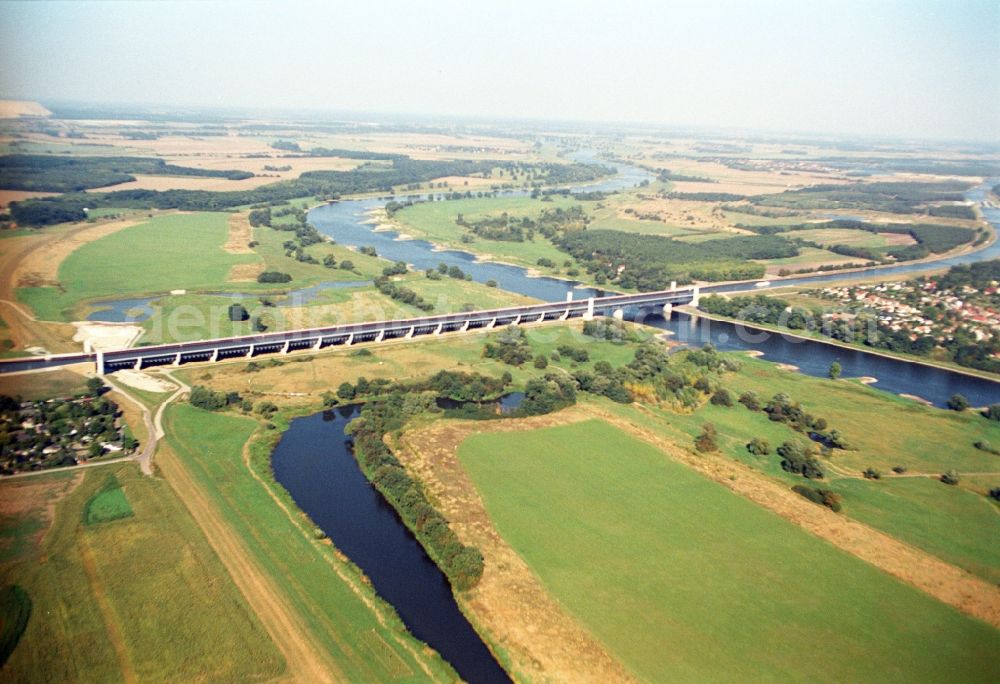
(72, 322), (144, 352)
(0, 471), (82, 558)
(227, 262), (265, 282)
(83, 174), (275, 193)
(112, 369), (176, 393)
(0, 100), (51, 118)
(14, 217), (146, 288)
(224, 213), (255, 254)
(0, 190), (57, 208)
(397, 410), (635, 683)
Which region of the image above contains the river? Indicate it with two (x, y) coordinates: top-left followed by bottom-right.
(83, 155), (1000, 405)
(270, 405), (511, 684)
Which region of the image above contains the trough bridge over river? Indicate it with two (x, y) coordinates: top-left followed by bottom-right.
(0, 287), (699, 376)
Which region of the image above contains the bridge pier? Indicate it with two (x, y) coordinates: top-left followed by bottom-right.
(662, 303), (673, 319)
(134, 358), (142, 371)
(460, 321), (470, 332)
(583, 297), (595, 321)
(210, 349), (218, 362)
(433, 323), (442, 336)
(512, 315), (521, 325)
(96, 350), (105, 376)
(375, 330), (384, 343)
(281, 341), (290, 355)
(489, 318), (497, 328)
(346, 333), (355, 346)
(313, 337), (323, 351)
(405, 326), (414, 339)
(172, 352), (182, 367)
(246, 344), (255, 358)
(670, 280), (677, 291)
(536, 312), (545, 323)
(559, 309), (570, 321)
(612, 308), (624, 321)
(690, 286), (700, 308)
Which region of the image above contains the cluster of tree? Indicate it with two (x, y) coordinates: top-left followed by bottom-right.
(0, 154), (253, 193)
(762, 392), (845, 448)
(346, 396), (485, 590)
(655, 168), (715, 183)
(483, 326), (534, 366)
(554, 230), (787, 288)
(188, 386), (244, 411)
(791, 484), (842, 511)
(777, 441), (825, 478)
(582, 318), (641, 344)
(520, 374), (578, 415)
(10, 158), (508, 226)
(248, 207), (272, 227)
(931, 259), (1000, 291)
(752, 180), (974, 215)
(556, 344), (589, 362)
(373, 275), (434, 312)
(664, 192), (747, 202)
(455, 205), (590, 243)
(740, 218), (975, 260)
(257, 271), (292, 283)
(423, 262), (469, 281)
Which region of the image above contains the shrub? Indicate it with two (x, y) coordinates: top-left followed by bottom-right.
(892, 465), (907, 474)
(863, 467), (881, 480)
(792, 485), (842, 512)
(947, 394), (969, 411)
(940, 470), (960, 485)
(974, 440), (1000, 455)
(984, 404), (1000, 422)
(710, 388), (734, 407)
(738, 391), (761, 411)
(228, 303), (249, 321)
(533, 354), (548, 369)
(694, 423), (718, 453)
(988, 487), (1000, 502)
(747, 437), (771, 456)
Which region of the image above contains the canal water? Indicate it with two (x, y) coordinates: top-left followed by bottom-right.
(270, 405), (511, 684)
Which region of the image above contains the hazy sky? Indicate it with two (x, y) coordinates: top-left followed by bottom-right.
(1, 0), (998, 140)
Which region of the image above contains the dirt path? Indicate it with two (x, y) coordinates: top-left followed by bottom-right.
(224, 212), (255, 254)
(397, 410), (635, 684)
(79, 535), (139, 684)
(0, 456), (132, 481)
(106, 384), (157, 476)
(154, 371), (342, 682)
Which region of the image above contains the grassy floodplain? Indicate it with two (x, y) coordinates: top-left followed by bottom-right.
(459, 420), (1000, 682)
(0, 463), (285, 682)
(161, 403), (456, 681)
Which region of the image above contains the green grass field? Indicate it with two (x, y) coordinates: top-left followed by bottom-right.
(0, 463), (285, 682)
(393, 195), (582, 274)
(827, 476), (1000, 584)
(163, 403), (455, 681)
(459, 420), (1000, 681)
(781, 227), (912, 250)
(17, 212), (258, 320)
(83, 474), (135, 525)
(588, 353), (1000, 583)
